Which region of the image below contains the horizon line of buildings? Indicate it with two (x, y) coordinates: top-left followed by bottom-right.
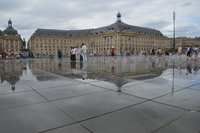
(1, 12), (200, 56)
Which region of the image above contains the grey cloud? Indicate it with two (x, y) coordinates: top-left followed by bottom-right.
(142, 19), (170, 29)
(182, 2), (192, 7)
(1, 0), (200, 39)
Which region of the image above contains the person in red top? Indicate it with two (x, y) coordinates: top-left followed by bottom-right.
(111, 47), (115, 56)
(1, 51), (5, 60)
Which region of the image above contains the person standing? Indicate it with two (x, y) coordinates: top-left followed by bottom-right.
(178, 46), (182, 59)
(79, 46), (83, 61)
(165, 48), (169, 58)
(57, 49), (62, 59)
(74, 47), (78, 60)
(71, 47), (76, 61)
(1, 51), (5, 60)
(186, 45), (192, 61)
(152, 48), (155, 56)
(82, 43), (87, 62)
(156, 48), (162, 57)
(111, 47), (115, 56)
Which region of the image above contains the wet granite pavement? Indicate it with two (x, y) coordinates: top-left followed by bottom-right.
(0, 55), (200, 133)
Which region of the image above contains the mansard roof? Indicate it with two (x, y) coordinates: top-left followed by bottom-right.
(33, 13), (164, 37)
(3, 27), (18, 35)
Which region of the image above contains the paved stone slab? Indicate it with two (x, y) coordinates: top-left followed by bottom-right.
(0, 56), (200, 133)
(154, 89), (200, 110)
(0, 91), (47, 110)
(155, 111), (200, 133)
(188, 83), (200, 91)
(145, 77), (200, 88)
(20, 69), (81, 90)
(53, 91), (145, 121)
(80, 101), (187, 133)
(0, 102), (75, 133)
(42, 123), (90, 133)
(123, 80), (148, 87)
(89, 80), (118, 90)
(24, 78), (81, 90)
(121, 83), (181, 99)
(0, 81), (33, 94)
(37, 84), (107, 101)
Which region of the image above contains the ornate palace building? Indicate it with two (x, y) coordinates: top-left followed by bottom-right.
(28, 12), (171, 56)
(0, 19), (24, 54)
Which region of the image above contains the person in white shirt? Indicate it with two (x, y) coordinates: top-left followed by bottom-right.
(71, 47), (76, 61)
(81, 43), (87, 62)
(74, 47), (77, 59)
(79, 46), (83, 61)
(194, 45), (199, 61)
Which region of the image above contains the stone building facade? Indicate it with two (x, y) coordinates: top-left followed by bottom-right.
(28, 12), (171, 56)
(174, 37), (200, 49)
(0, 19), (24, 54)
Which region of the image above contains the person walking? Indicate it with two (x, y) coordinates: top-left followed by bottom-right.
(82, 43), (87, 62)
(186, 45), (192, 61)
(194, 45), (199, 61)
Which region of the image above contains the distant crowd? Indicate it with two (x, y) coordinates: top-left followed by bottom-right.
(1, 45), (199, 61)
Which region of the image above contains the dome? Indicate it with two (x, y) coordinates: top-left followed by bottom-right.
(117, 12), (121, 18)
(8, 19), (12, 24)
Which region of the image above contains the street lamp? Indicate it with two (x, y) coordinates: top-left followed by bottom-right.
(173, 11), (176, 50)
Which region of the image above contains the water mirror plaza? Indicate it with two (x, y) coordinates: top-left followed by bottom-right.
(0, 55), (200, 133)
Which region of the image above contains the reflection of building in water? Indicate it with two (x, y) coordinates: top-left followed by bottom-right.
(0, 60), (23, 92)
(28, 57), (166, 79)
(28, 57), (168, 77)
(28, 59), (71, 75)
(87, 57), (166, 77)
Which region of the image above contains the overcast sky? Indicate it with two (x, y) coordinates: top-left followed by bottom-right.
(0, 0), (199, 41)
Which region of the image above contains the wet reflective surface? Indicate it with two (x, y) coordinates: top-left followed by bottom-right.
(0, 55), (200, 133)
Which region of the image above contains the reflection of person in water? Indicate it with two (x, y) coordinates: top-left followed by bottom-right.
(70, 61), (77, 75)
(178, 66), (181, 74)
(186, 62), (192, 75)
(81, 71), (88, 80)
(58, 61), (62, 68)
(80, 61), (83, 69)
(152, 61), (155, 69)
(193, 61), (199, 75)
(71, 61), (76, 69)
(111, 57), (115, 75)
(81, 61), (87, 80)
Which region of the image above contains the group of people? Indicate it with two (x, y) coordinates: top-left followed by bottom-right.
(1, 51), (15, 60)
(178, 45), (199, 60)
(56, 43), (87, 62)
(70, 43), (87, 62)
